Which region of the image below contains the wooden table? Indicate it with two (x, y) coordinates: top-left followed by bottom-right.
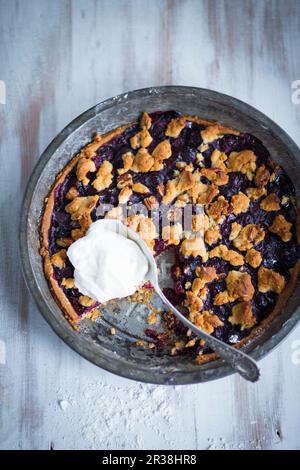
(1, 0), (300, 450)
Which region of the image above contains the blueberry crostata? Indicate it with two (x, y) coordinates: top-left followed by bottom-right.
(40, 110), (300, 362)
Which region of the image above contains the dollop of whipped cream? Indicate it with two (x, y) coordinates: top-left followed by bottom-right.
(67, 219), (149, 303)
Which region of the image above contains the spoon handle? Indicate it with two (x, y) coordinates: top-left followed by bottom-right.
(156, 286), (260, 382)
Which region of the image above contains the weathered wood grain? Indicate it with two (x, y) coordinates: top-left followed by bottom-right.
(0, 0), (300, 450)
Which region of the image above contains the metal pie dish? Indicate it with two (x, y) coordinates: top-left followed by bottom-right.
(20, 86), (300, 384)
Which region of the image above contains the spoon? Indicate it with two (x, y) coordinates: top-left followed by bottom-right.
(125, 223), (260, 383)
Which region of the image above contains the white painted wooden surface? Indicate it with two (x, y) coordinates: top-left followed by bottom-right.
(1, 0), (300, 450)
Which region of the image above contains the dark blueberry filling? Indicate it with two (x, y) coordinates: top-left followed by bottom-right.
(48, 111), (300, 354)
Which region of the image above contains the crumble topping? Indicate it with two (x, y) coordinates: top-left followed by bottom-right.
(188, 309), (223, 335)
(131, 148), (154, 173)
(210, 149), (227, 170)
(144, 195), (159, 210)
(132, 182), (149, 194)
(56, 237), (73, 248)
(80, 134), (102, 158)
(206, 196), (230, 223)
(104, 206), (123, 220)
(126, 214), (157, 251)
(201, 167), (229, 186)
(260, 193), (281, 212)
(200, 123), (239, 144)
(227, 150), (256, 179)
(245, 248), (262, 268)
(258, 266), (285, 294)
(184, 291), (203, 313)
(130, 128), (153, 149)
(65, 195), (99, 229)
(165, 116), (186, 138)
(209, 244), (244, 266)
(255, 165), (270, 187)
(269, 214), (292, 242)
(79, 295), (95, 307)
(118, 152), (134, 175)
(188, 181), (219, 205)
(61, 278), (75, 289)
(92, 160), (113, 191)
(51, 250), (67, 269)
(66, 187), (79, 201)
(117, 173), (132, 189)
(231, 192), (250, 215)
(76, 157), (96, 185)
(228, 302), (256, 330)
(71, 228), (86, 240)
(163, 170), (195, 204)
(214, 270), (254, 305)
(233, 224), (265, 251)
(246, 186), (267, 201)
(193, 266), (218, 290)
(192, 213), (209, 232)
(118, 186), (133, 204)
(140, 112), (152, 130)
(229, 222), (242, 241)
(162, 223), (183, 246)
(180, 234), (208, 261)
(152, 140), (172, 162)
(205, 226), (222, 245)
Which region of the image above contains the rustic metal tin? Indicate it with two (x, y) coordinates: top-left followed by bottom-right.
(19, 86), (300, 384)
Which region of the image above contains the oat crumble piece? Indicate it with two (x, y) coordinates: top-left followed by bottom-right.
(71, 228), (86, 240)
(61, 278), (75, 289)
(130, 128), (153, 149)
(258, 267), (285, 294)
(205, 226), (222, 245)
(131, 148), (154, 173)
(56, 237), (73, 248)
(206, 196), (230, 223)
(118, 152), (134, 175)
(162, 223), (183, 246)
(188, 310), (223, 335)
(214, 270), (254, 305)
(65, 195), (99, 229)
(92, 160), (113, 191)
(76, 156), (96, 185)
(193, 266), (218, 290)
(51, 250), (67, 269)
(269, 214), (292, 242)
(200, 123), (239, 144)
(229, 222), (242, 241)
(79, 295), (95, 307)
(209, 244), (244, 266)
(165, 116), (186, 138)
(233, 224), (265, 251)
(180, 234), (208, 261)
(210, 149), (228, 170)
(105, 205), (124, 220)
(132, 182), (149, 194)
(231, 192), (250, 215)
(65, 186), (78, 200)
(201, 167), (229, 186)
(260, 193), (281, 212)
(255, 165), (270, 187)
(245, 248), (262, 268)
(228, 302), (256, 330)
(118, 186), (133, 204)
(227, 150), (256, 179)
(246, 186), (267, 201)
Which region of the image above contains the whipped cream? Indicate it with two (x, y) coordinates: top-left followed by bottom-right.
(67, 219), (149, 303)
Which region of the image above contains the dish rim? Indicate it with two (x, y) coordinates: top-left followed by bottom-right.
(19, 85), (300, 384)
